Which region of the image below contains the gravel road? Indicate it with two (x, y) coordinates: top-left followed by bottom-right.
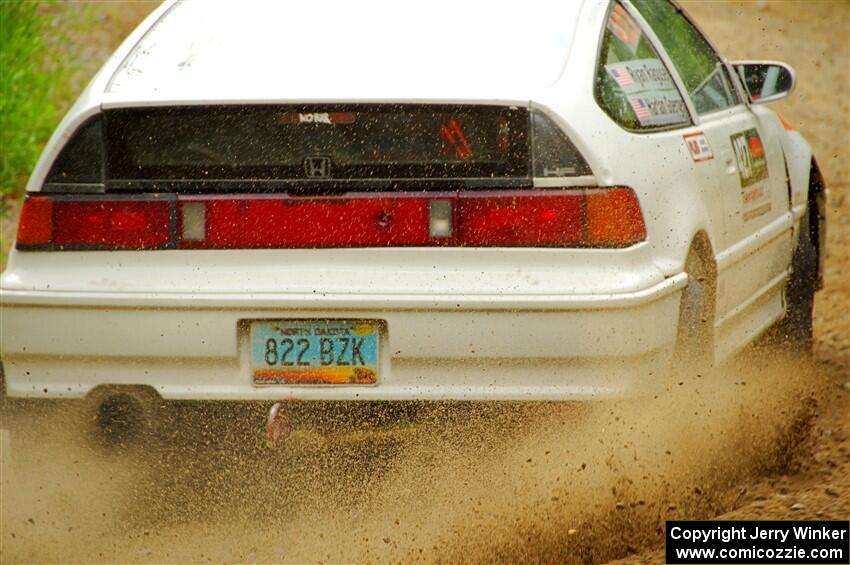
(0, 1), (847, 563)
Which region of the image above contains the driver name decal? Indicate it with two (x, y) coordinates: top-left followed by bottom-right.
(605, 59), (689, 127)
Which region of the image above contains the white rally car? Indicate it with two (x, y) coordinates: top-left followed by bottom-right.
(0, 0), (826, 428)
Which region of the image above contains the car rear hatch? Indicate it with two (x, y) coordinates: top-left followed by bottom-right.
(17, 103), (648, 252)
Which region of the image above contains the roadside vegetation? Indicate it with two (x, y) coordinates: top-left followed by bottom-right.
(0, 1), (154, 266)
(0, 1), (90, 200)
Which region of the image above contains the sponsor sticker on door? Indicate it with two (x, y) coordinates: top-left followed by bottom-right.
(730, 128), (771, 220)
(683, 132), (713, 162)
(731, 128), (768, 187)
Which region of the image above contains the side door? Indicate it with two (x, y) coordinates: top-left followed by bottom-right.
(628, 0), (792, 358)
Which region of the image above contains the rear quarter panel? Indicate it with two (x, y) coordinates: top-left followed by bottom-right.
(539, 0), (720, 280)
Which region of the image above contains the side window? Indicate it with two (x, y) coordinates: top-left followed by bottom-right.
(594, 2), (690, 131)
(631, 0), (739, 115)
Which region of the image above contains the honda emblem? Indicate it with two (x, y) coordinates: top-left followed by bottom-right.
(304, 157), (331, 178)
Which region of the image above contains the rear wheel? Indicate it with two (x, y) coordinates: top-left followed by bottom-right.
(0, 363), (6, 409)
(673, 246), (715, 373)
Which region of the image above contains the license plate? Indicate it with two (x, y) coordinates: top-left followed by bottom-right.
(250, 320), (379, 385)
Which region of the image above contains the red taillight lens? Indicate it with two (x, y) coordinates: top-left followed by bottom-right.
(16, 196), (53, 245)
(180, 195), (433, 249)
(458, 192), (584, 246)
(178, 189), (644, 248)
(16, 188), (645, 251)
(16, 195), (172, 250)
(52, 200), (171, 249)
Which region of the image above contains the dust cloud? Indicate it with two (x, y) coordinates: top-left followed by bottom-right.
(0, 347), (826, 563)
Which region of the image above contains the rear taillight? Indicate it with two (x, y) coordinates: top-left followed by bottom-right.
(17, 196), (173, 250)
(16, 196), (53, 246)
(180, 195), (434, 249)
(16, 188), (646, 251)
(584, 187), (647, 245)
(458, 192), (584, 246)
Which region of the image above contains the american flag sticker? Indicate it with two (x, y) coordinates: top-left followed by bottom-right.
(628, 97), (651, 120)
(608, 66), (634, 87)
(608, 4), (641, 54)
(683, 132), (714, 162)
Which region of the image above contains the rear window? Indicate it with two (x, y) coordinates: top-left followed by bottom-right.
(594, 2), (690, 131)
(104, 105), (530, 187)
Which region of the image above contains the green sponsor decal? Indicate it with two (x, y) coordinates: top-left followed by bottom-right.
(730, 128), (769, 188)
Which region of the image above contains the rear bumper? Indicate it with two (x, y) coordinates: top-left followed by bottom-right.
(0, 273), (686, 401)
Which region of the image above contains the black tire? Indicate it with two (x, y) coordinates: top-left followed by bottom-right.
(771, 210), (817, 352)
(0, 362), (6, 409)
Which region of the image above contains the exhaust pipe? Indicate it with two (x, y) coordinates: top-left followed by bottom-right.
(86, 387), (162, 445)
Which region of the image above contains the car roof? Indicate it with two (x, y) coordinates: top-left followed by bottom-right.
(103, 0), (587, 105)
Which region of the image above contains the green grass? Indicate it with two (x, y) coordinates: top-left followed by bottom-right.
(0, 1), (89, 200)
